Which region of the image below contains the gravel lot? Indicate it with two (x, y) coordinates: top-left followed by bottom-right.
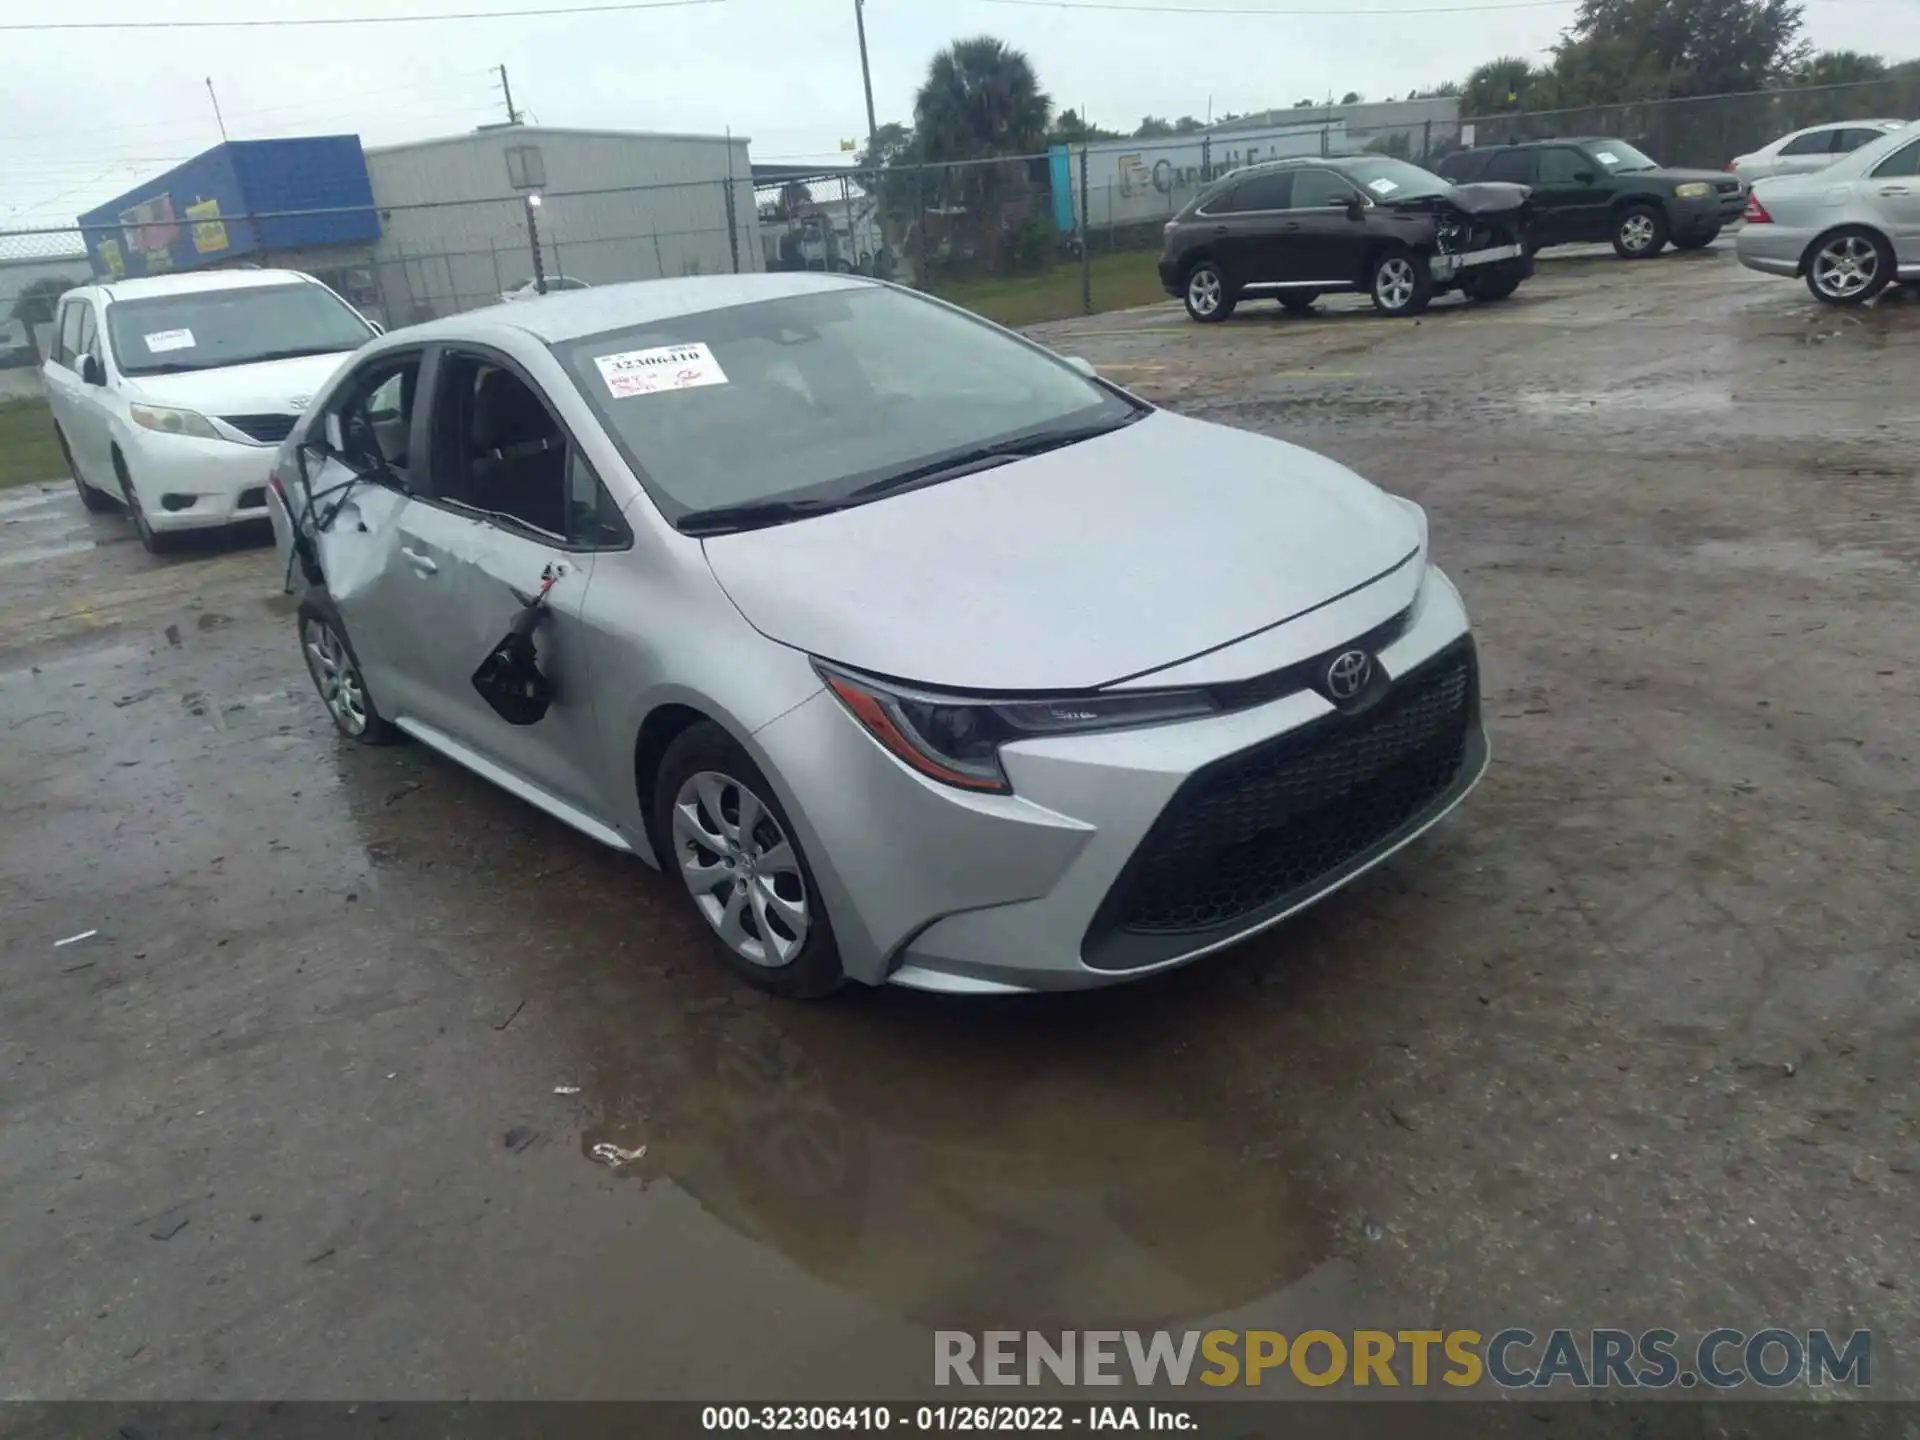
(2, 244), (1915, 1401)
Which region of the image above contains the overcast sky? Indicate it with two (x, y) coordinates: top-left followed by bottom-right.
(3, 0), (1917, 235)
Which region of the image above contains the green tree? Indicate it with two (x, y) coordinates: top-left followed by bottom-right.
(8, 276), (74, 363)
(913, 36), (1052, 161)
(1132, 116), (1174, 138)
(1552, 0), (1808, 100)
(1794, 49), (1887, 86)
(1172, 115), (1205, 133)
(1340, 90), (1364, 105)
(1050, 108), (1120, 143)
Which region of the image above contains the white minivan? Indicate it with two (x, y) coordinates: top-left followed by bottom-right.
(42, 269), (376, 552)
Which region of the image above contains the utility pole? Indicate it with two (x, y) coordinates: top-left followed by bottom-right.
(206, 78), (229, 143)
(524, 194), (547, 294)
(852, 0), (878, 161)
(495, 64), (521, 125)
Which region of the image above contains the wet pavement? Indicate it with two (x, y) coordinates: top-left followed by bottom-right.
(2, 247), (1915, 1401)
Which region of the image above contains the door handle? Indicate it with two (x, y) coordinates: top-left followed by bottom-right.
(1878, 185), (1911, 195)
(1213, 225), (1229, 235)
(1284, 221), (1301, 231)
(400, 546), (437, 575)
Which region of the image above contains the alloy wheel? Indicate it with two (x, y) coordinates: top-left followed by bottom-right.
(1187, 267), (1222, 317)
(1812, 235), (1878, 300)
(302, 617), (369, 736)
(1375, 257), (1416, 311)
(671, 770), (810, 969)
(1619, 214), (1657, 254)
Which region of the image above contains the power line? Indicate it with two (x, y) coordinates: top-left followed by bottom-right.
(0, 0), (722, 32)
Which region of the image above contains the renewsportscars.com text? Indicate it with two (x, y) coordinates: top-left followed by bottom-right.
(934, 1328), (1872, 1391)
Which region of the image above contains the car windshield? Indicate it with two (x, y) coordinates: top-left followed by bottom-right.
(554, 285), (1140, 531)
(1586, 141), (1660, 172)
(1343, 157), (1451, 200)
(106, 282), (373, 377)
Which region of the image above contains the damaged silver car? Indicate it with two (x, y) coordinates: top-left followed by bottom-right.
(271, 274), (1486, 998)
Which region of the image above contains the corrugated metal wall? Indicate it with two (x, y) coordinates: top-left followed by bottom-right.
(363, 127), (760, 322)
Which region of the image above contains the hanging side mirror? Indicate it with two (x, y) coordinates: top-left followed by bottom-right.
(80, 353), (105, 386)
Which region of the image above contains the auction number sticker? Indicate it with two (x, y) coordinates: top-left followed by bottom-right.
(594, 342), (728, 398)
(1368, 178), (1399, 195)
(144, 328), (196, 353)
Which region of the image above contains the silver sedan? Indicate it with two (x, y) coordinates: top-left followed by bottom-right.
(270, 273), (1485, 998)
(1736, 122), (1920, 304)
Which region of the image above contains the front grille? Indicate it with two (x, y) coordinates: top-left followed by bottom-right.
(1086, 641), (1477, 966)
(221, 413), (297, 444)
(237, 487), (267, 510)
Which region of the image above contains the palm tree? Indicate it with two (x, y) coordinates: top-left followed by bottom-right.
(1463, 56), (1546, 116)
(913, 36), (1051, 162)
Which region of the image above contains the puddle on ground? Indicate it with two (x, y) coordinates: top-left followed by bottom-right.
(1517, 382), (1733, 416)
(0, 539), (97, 570)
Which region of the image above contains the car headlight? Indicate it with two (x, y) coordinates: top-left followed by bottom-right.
(817, 663), (1217, 794)
(1674, 181), (1714, 199)
(129, 404), (224, 441)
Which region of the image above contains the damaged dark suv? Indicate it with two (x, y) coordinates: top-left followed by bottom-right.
(1158, 155), (1533, 322)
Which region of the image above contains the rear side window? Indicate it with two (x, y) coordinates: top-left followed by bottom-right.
(1231, 172), (1292, 211)
(1840, 128), (1894, 152)
(1779, 130), (1833, 157)
(1871, 140), (1920, 178)
(1484, 150), (1534, 184)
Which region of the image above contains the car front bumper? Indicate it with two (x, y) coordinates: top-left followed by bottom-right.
(119, 430), (278, 532)
(1736, 223), (1815, 277)
(754, 564), (1484, 994)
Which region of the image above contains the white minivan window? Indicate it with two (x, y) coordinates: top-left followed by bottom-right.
(106, 281), (373, 377)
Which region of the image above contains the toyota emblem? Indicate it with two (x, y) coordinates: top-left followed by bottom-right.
(1325, 649), (1374, 702)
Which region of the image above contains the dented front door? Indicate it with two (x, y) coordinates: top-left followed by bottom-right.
(383, 501), (606, 817)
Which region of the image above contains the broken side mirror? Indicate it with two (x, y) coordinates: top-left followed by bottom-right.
(80, 353), (105, 386)
(1342, 195), (1367, 220)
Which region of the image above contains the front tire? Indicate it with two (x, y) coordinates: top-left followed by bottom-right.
(654, 722), (844, 999)
(1369, 249), (1432, 317)
(1611, 203), (1668, 259)
(1804, 228), (1892, 306)
(59, 429), (116, 513)
(298, 597), (397, 745)
(113, 450), (171, 554)
(1182, 260), (1237, 323)
(1460, 264), (1523, 302)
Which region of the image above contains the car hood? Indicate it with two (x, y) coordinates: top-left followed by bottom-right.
(1393, 181), (1531, 215)
(699, 410), (1420, 692)
(121, 351), (356, 415)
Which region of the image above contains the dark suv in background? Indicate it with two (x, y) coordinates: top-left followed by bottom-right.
(1436, 139), (1746, 258)
(1158, 155), (1533, 321)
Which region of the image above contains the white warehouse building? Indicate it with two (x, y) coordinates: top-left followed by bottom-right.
(361, 124), (762, 323)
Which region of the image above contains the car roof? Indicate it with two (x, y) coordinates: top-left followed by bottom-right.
(93, 268), (321, 302)
(400, 271), (875, 345)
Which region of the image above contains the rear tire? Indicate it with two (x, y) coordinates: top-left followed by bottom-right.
(1278, 292), (1319, 314)
(1182, 259), (1237, 323)
(60, 430), (116, 513)
(1369, 248), (1432, 317)
(654, 722), (844, 999)
(1611, 203), (1668, 259)
(1804, 227), (1892, 306)
(113, 450), (172, 554)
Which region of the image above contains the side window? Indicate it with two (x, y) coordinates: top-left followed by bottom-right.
(1439, 151), (1485, 182)
(1779, 130), (1832, 157)
(1288, 169), (1356, 209)
(1197, 184), (1241, 215)
(1485, 150), (1534, 184)
(75, 305), (98, 364)
(54, 300), (85, 368)
(566, 451), (630, 549)
(1231, 172), (1292, 211)
(430, 353), (570, 540)
(1871, 140), (1920, 178)
(1838, 129), (1889, 152)
(334, 356), (422, 483)
(1536, 148), (1590, 185)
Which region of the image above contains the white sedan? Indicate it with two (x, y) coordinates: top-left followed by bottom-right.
(1737, 124), (1920, 304)
(1731, 119), (1907, 183)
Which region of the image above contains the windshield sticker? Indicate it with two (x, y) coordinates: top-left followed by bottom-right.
(1367, 178), (1399, 195)
(1594, 151), (1622, 166)
(594, 342), (728, 398)
(144, 328), (196, 353)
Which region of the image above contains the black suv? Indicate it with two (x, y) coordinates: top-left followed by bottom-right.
(1158, 155), (1533, 322)
(1435, 139), (1746, 258)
